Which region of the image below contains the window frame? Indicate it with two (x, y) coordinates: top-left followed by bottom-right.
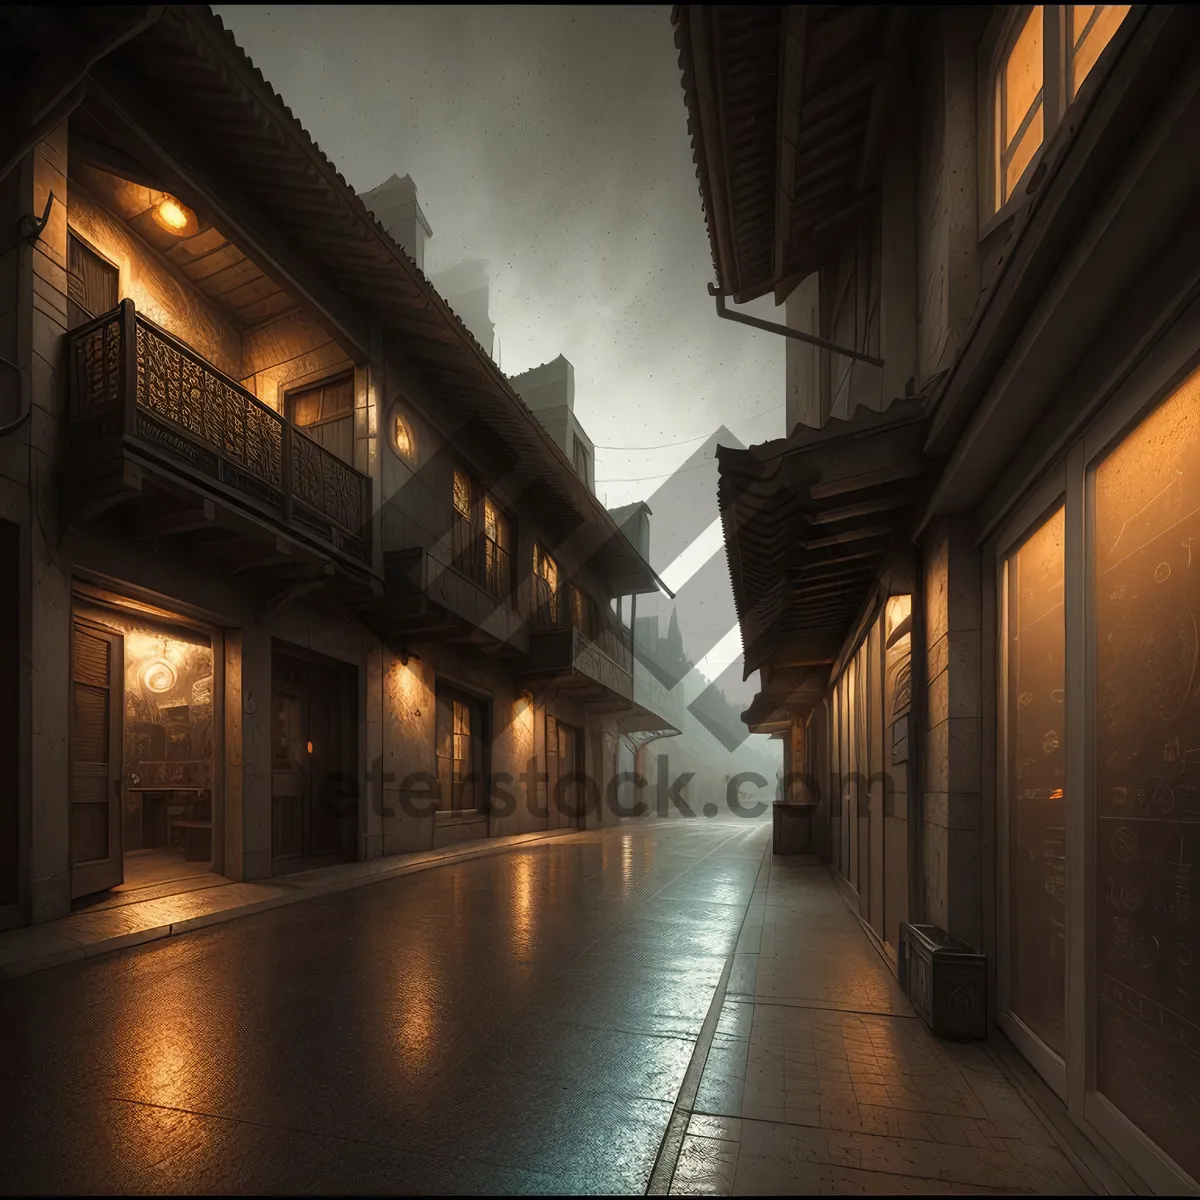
(388, 404), (418, 464)
(66, 230), (120, 329)
(987, 299), (1200, 1193)
(979, 5), (1134, 234)
(450, 464), (515, 603)
(285, 370), (356, 432)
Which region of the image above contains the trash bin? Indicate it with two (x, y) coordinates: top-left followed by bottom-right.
(772, 801), (817, 855)
(899, 922), (987, 1039)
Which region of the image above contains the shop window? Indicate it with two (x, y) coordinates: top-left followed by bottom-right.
(1092, 365), (1200, 1182)
(1005, 505), (1067, 1058)
(67, 233), (119, 329)
(288, 373), (355, 466)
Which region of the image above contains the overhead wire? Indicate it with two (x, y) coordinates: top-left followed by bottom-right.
(591, 401), (782, 450)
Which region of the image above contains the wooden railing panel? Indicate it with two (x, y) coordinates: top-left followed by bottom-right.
(66, 302), (372, 568)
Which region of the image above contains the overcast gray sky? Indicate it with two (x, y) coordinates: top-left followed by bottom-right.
(215, 5), (785, 696)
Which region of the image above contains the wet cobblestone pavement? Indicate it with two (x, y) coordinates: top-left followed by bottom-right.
(0, 819), (1094, 1194)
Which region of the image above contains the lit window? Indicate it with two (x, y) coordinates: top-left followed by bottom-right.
(392, 410), (417, 462)
(1068, 5), (1130, 99)
(533, 542), (559, 624)
(453, 467), (472, 517)
(995, 7), (1045, 210)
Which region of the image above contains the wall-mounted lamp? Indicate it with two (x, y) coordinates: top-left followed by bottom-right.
(152, 195), (198, 237)
(399, 648), (421, 667)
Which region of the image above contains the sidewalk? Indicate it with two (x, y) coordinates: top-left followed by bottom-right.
(661, 854), (1128, 1197)
(0, 828), (574, 981)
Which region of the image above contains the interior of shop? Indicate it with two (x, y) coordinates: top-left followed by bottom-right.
(80, 603), (217, 895)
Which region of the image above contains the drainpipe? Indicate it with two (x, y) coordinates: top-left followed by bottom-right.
(709, 285), (885, 368)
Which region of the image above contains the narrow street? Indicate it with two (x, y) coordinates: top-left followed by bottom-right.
(0, 818), (1095, 1195)
(1, 819), (767, 1194)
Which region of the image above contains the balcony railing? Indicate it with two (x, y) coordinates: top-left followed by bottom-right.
(531, 577), (633, 674)
(67, 301), (371, 567)
(451, 514), (513, 602)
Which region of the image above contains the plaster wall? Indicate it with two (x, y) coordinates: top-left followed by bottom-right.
(67, 184), (242, 380)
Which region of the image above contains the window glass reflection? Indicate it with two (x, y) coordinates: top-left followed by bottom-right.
(1093, 364), (1200, 1181)
(1008, 505), (1067, 1057)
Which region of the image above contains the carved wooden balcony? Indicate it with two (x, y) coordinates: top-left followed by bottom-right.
(368, 544), (529, 654)
(522, 579), (634, 706)
(65, 301), (376, 594)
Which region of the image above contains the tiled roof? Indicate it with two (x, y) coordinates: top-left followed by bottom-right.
(97, 5), (659, 594)
(717, 399), (929, 677)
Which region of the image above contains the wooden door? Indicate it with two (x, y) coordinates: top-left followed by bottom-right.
(271, 670), (306, 860)
(70, 617), (124, 898)
(272, 649), (357, 864)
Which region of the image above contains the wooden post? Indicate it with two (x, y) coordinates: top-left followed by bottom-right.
(790, 714), (807, 803)
(119, 298), (137, 436)
(281, 420), (294, 525)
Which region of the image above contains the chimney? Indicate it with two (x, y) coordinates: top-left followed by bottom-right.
(360, 173), (433, 272)
(432, 259), (495, 359)
(508, 354), (575, 413)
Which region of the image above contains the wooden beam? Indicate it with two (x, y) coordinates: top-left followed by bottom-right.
(772, 6), (808, 290)
(855, 8), (908, 193)
(809, 461), (926, 500)
(258, 564), (335, 623)
(133, 499), (216, 540)
(85, 71), (372, 362)
(799, 523), (895, 550)
(807, 493), (916, 524)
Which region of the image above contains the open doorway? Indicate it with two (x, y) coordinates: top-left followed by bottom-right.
(70, 599), (219, 903)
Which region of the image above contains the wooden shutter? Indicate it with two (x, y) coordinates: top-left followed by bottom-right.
(67, 235), (119, 329)
(69, 617), (124, 897)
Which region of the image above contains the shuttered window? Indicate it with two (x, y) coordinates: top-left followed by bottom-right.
(67, 234), (119, 330)
(288, 373), (355, 466)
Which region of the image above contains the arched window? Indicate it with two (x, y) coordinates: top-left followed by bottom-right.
(390, 407), (417, 463)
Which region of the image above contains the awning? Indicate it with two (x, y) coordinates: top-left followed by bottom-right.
(674, 5), (904, 304)
(718, 399), (928, 688)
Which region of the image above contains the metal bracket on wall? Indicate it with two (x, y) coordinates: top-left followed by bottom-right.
(709, 285), (886, 368)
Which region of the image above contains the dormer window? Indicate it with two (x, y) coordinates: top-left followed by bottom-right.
(985, 6), (1131, 221)
(1068, 5), (1130, 100)
(995, 6), (1044, 211)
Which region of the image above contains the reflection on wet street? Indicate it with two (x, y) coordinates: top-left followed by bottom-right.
(0, 818), (770, 1195)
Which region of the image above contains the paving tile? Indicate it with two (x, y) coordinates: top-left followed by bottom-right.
(671, 1134), (739, 1196)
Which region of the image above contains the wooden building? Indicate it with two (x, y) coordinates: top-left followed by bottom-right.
(0, 6), (674, 928)
(676, 4), (1200, 1189)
